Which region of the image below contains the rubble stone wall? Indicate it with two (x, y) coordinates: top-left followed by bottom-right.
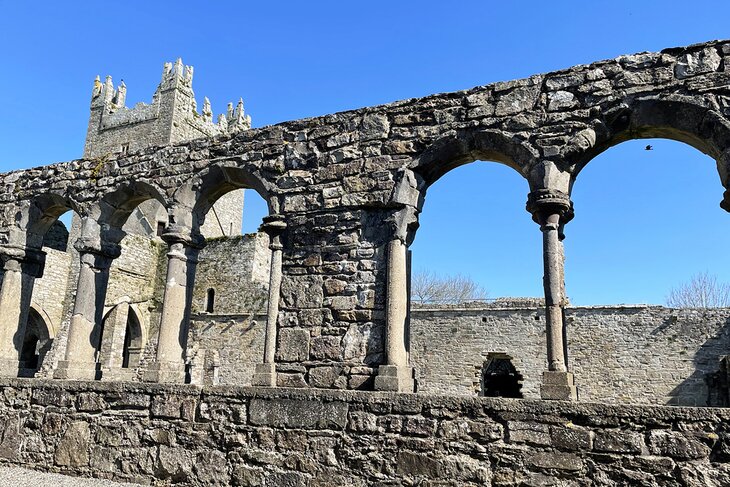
(411, 305), (730, 406)
(0, 380), (729, 486)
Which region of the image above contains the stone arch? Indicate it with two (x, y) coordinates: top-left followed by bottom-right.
(170, 163), (275, 234)
(480, 353), (523, 398)
(93, 181), (169, 229)
(98, 301), (147, 370)
(564, 96), (730, 188)
(411, 128), (538, 190)
(24, 193), (80, 249)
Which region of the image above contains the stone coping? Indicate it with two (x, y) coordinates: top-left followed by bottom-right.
(3, 377), (729, 424)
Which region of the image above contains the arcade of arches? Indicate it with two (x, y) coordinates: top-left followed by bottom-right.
(2, 40), (730, 404)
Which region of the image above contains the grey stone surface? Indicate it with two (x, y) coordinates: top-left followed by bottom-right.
(2, 39), (730, 393)
(0, 379), (728, 485)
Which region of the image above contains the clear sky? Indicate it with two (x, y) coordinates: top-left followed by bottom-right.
(0, 1), (728, 305)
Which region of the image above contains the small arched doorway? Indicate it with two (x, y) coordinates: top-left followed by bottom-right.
(19, 307), (52, 375)
(480, 353), (523, 398)
(98, 303), (145, 373)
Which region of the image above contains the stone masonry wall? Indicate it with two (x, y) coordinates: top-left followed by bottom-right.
(411, 305), (730, 406)
(4, 39), (730, 389)
(30, 248), (72, 336)
(192, 233), (270, 315)
(0, 379), (729, 486)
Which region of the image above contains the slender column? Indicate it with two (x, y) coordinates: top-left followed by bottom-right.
(375, 236), (415, 392)
(253, 215), (287, 387)
(528, 189), (577, 401)
(0, 247), (44, 376)
(54, 243), (119, 380)
(144, 233), (201, 383)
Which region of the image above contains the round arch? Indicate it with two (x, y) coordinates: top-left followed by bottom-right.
(93, 181), (169, 229)
(171, 163), (275, 233)
(565, 97), (730, 186)
(411, 128), (538, 189)
(24, 193), (79, 249)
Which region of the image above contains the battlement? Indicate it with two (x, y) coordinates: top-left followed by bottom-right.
(83, 58), (252, 159)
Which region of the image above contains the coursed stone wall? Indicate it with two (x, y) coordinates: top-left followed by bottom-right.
(411, 305), (730, 406)
(0, 379), (729, 486)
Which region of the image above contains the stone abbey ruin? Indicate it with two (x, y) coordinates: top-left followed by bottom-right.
(1, 41), (730, 485)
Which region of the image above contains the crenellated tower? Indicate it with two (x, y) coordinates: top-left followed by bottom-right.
(82, 59), (251, 239)
(84, 58), (251, 159)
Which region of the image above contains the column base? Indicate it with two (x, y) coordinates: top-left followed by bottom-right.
(252, 363), (277, 387)
(540, 371), (578, 401)
(54, 360), (99, 380)
(0, 358), (20, 378)
(143, 362), (186, 384)
(374, 365), (415, 393)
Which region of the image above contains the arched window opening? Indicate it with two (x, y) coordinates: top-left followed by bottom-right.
(122, 309), (143, 369)
(206, 288), (215, 313)
(481, 354), (523, 398)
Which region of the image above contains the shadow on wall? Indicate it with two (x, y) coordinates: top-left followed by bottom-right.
(670, 315), (730, 407)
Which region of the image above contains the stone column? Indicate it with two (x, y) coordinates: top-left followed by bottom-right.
(144, 232), (201, 383)
(527, 189), (577, 401)
(54, 241), (120, 380)
(253, 215), (287, 387)
(0, 246), (45, 377)
(375, 236), (415, 392)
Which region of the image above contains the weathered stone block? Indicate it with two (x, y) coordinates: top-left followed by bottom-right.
(277, 328), (310, 362)
(77, 392), (107, 412)
(310, 335), (342, 360)
(396, 451), (443, 477)
(54, 421), (90, 467)
(594, 430), (644, 454)
(308, 366), (342, 388)
(249, 398), (348, 429)
(507, 421), (551, 446)
(527, 451), (583, 471)
(648, 430), (711, 460)
(280, 275), (324, 309)
(550, 424), (593, 451)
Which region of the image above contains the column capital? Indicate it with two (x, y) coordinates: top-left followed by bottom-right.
(0, 245), (46, 277)
(259, 215), (287, 236)
(526, 189), (574, 225)
(260, 215), (287, 251)
(73, 237), (122, 261)
(161, 225), (205, 249)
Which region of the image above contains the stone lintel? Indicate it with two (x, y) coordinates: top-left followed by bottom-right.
(374, 365), (415, 393)
(54, 361), (99, 381)
(540, 371), (577, 401)
(251, 363), (277, 387)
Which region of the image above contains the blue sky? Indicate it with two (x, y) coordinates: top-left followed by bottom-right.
(0, 1), (728, 305)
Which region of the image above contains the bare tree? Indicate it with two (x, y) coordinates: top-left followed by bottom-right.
(666, 272), (730, 308)
(411, 270), (488, 304)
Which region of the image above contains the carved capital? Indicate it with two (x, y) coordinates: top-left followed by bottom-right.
(73, 236), (122, 260)
(0, 245), (46, 277)
(389, 206), (419, 245)
(161, 224), (205, 249)
(259, 214), (287, 237)
(526, 189), (574, 225)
